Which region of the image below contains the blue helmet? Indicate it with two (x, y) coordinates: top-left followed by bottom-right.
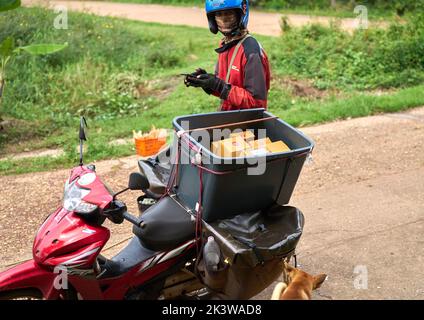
(205, 0), (249, 34)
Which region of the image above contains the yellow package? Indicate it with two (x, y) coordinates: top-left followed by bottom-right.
(249, 137), (272, 149)
(266, 141), (291, 154)
(243, 147), (268, 157)
(230, 130), (255, 143)
(219, 136), (251, 157)
(211, 140), (223, 157)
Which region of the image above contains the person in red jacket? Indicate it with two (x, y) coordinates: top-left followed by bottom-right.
(139, 1), (272, 192)
(185, 0), (271, 111)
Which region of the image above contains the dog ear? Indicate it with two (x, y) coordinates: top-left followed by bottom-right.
(313, 274), (327, 289)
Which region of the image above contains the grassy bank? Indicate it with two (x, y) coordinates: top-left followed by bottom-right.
(0, 7), (423, 175)
(100, 0), (414, 19)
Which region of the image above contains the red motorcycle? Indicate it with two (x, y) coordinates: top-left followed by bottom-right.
(0, 117), (304, 300)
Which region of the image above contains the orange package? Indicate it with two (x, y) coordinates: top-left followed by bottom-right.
(133, 127), (167, 157)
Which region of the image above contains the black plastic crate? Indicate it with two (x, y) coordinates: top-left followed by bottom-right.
(172, 108), (314, 222)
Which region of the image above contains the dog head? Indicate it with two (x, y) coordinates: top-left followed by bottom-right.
(284, 261), (327, 289)
(272, 263), (327, 300)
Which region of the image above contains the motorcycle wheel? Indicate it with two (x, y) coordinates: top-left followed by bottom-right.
(0, 286), (78, 300)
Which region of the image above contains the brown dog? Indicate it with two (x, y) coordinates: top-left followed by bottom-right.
(271, 263), (327, 300)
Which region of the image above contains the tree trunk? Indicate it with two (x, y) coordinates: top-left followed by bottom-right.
(331, 0), (337, 8)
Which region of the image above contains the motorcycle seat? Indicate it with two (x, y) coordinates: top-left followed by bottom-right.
(133, 196), (195, 252)
(97, 237), (157, 279)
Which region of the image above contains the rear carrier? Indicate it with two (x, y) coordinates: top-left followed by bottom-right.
(198, 204), (305, 299)
(171, 108), (314, 222)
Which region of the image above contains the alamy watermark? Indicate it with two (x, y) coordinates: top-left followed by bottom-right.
(353, 265), (368, 289)
(54, 5), (68, 30)
(354, 5), (369, 30)
(53, 265), (68, 290)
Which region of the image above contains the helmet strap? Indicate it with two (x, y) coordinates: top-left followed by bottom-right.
(222, 28), (248, 44)
(223, 27), (241, 37)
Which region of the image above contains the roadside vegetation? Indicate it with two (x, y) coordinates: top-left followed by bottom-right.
(0, 7), (423, 174)
(103, 0), (424, 19)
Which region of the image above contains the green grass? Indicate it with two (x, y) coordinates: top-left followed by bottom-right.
(0, 7), (423, 175)
(2, 83), (424, 175)
(276, 84), (424, 126)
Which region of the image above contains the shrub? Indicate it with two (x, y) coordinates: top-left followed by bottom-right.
(0, 8), (187, 122)
(272, 13), (424, 90)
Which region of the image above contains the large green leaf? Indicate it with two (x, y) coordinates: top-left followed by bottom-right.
(0, 36), (15, 58)
(18, 43), (68, 55)
(0, 0), (21, 12)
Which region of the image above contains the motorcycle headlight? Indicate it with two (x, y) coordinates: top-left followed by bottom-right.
(63, 179), (97, 213)
(75, 201), (98, 214)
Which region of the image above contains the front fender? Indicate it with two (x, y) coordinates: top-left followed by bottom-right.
(0, 260), (60, 299)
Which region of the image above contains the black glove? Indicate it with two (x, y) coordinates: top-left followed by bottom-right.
(192, 68), (207, 77)
(185, 73), (231, 99)
(184, 68), (213, 95)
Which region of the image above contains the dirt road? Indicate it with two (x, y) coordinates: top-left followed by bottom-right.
(22, 0), (386, 36)
(1, 107), (423, 299)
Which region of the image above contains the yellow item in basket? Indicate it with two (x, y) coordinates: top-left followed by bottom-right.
(230, 130), (255, 142)
(266, 141), (291, 154)
(213, 136), (250, 157)
(249, 137), (272, 149)
(243, 148), (268, 157)
(211, 140), (223, 156)
(222, 136), (251, 157)
(212, 134), (290, 157)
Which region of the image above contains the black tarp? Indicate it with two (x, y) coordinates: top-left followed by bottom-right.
(201, 204), (304, 299)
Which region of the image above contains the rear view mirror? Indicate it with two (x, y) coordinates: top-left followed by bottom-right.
(128, 172), (150, 191)
(79, 117), (87, 141)
(78, 117), (88, 166)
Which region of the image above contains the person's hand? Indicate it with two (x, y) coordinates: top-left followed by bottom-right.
(192, 68), (207, 77)
(184, 68), (207, 86)
(184, 68), (213, 95)
(185, 73), (227, 97)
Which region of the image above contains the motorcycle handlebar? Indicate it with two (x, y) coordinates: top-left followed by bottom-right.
(143, 189), (162, 200)
(123, 211), (143, 227)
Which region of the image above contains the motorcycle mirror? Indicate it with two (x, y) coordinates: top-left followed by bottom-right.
(128, 172), (150, 191)
(79, 117), (88, 166)
(79, 116), (88, 141)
